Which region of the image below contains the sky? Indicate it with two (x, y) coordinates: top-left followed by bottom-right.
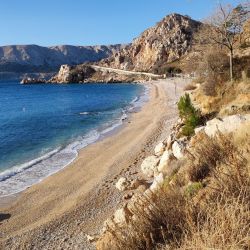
(0, 0), (242, 47)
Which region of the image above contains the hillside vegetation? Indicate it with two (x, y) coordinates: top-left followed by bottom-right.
(93, 3), (250, 250)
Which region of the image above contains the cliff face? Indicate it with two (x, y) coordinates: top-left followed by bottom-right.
(0, 44), (126, 74)
(99, 14), (201, 73)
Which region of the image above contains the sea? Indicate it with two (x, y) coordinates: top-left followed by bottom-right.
(0, 82), (148, 197)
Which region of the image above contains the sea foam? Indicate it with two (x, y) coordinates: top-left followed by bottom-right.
(0, 85), (149, 197)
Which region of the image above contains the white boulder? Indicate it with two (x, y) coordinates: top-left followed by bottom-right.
(172, 140), (186, 159)
(113, 205), (132, 226)
(115, 177), (129, 191)
(154, 142), (165, 156)
(157, 150), (175, 174)
(150, 173), (164, 192)
(204, 114), (250, 137)
(140, 155), (160, 177)
(195, 126), (205, 134)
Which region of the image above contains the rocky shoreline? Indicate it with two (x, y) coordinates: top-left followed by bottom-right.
(93, 102), (250, 249)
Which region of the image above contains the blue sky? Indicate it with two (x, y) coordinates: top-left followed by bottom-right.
(0, 0), (241, 46)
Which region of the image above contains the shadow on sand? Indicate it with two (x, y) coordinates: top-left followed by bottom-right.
(0, 213), (11, 223)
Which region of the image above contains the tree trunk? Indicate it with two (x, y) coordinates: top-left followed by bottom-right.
(229, 49), (233, 82)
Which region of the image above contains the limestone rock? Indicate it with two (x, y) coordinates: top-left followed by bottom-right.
(140, 156), (160, 177)
(172, 140), (186, 159)
(100, 14), (201, 73)
(86, 234), (98, 243)
(115, 177), (130, 191)
(195, 126), (205, 134)
(150, 173), (164, 192)
(129, 178), (146, 190)
(204, 114), (250, 137)
(113, 205), (133, 227)
(157, 150), (175, 174)
(164, 132), (176, 150)
(154, 142), (165, 156)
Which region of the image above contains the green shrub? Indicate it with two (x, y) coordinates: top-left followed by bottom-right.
(178, 93), (201, 136)
(185, 182), (204, 198)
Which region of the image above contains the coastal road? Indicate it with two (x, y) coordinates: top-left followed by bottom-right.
(90, 65), (164, 78)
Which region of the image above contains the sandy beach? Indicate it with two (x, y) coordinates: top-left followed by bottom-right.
(0, 78), (188, 250)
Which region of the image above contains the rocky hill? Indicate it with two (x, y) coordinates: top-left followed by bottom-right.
(99, 13), (201, 73)
(0, 44), (126, 81)
(44, 13), (202, 84)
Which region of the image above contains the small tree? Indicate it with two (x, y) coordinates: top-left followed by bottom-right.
(197, 3), (249, 81)
(178, 94), (200, 136)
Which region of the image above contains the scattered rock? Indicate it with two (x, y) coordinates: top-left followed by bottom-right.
(129, 178), (145, 190)
(150, 173), (164, 192)
(172, 140), (186, 159)
(154, 142), (165, 156)
(140, 155), (160, 177)
(86, 234), (98, 243)
(113, 205), (132, 226)
(164, 132), (175, 150)
(157, 150), (176, 174)
(115, 177), (130, 191)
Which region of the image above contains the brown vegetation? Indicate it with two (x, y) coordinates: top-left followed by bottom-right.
(97, 129), (250, 250)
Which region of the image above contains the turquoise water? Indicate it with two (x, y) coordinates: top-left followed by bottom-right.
(0, 82), (147, 196)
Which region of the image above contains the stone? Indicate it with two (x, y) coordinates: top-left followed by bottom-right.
(150, 173), (164, 192)
(102, 218), (116, 233)
(113, 205), (132, 226)
(195, 126), (205, 134)
(172, 140), (186, 159)
(204, 114), (250, 137)
(154, 142), (165, 156)
(164, 132), (175, 150)
(140, 155), (160, 177)
(115, 177), (130, 191)
(123, 192), (134, 200)
(86, 234), (98, 243)
(129, 178), (145, 190)
(157, 150), (175, 174)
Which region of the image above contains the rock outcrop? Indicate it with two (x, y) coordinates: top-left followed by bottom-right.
(100, 13), (201, 73)
(33, 13), (201, 84)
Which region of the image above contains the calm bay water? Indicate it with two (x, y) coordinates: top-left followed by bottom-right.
(0, 82), (146, 196)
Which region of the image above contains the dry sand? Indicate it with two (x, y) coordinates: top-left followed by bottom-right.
(0, 78), (188, 249)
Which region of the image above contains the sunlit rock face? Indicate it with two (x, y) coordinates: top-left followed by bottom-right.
(100, 14), (201, 73)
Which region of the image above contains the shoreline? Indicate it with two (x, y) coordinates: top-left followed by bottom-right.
(0, 82), (148, 199)
(0, 78), (188, 250)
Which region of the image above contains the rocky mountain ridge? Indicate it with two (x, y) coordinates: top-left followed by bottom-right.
(99, 13), (201, 73)
(45, 13), (201, 84)
(0, 44), (126, 81)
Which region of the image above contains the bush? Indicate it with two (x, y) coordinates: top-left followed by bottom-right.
(178, 94), (201, 136)
(185, 182), (203, 198)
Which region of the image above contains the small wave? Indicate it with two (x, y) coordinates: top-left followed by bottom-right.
(0, 148), (61, 182)
(0, 130), (100, 197)
(0, 85), (149, 197)
(79, 112), (89, 115)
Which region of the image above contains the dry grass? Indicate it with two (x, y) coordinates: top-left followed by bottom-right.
(193, 79), (250, 115)
(180, 194), (250, 250)
(97, 131), (250, 250)
(183, 83), (197, 91)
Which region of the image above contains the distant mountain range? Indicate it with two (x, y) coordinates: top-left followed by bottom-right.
(0, 44), (126, 81)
